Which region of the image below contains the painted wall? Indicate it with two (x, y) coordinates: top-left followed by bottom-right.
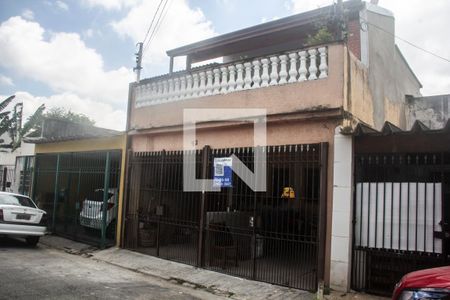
(34, 135), (127, 247)
(129, 44), (346, 131)
(0, 140), (35, 166)
(329, 127), (353, 291)
(352, 4), (422, 129)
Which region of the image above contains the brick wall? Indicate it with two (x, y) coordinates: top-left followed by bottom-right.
(347, 19), (361, 60)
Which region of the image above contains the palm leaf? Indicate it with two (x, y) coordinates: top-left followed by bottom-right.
(20, 104), (45, 137)
(0, 95), (15, 112)
(0, 116), (12, 137)
(11, 104), (45, 151)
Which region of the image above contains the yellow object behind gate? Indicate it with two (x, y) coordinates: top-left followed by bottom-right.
(281, 187), (295, 199)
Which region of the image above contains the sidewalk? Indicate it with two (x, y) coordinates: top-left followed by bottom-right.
(92, 247), (313, 300)
(325, 291), (389, 300)
(40, 235), (388, 300)
(40, 235), (97, 256)
(40, 235), (312, 299)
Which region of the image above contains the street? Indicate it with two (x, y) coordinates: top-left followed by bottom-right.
(0, 237), (220, 300)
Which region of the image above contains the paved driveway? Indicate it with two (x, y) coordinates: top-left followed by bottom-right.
(0, 237), (221, 300)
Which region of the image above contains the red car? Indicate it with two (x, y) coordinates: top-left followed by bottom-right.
(393, 266), (450, 300)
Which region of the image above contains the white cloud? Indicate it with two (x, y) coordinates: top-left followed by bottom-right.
(112, 0), (217, 74)
(81, 0), (140, 10)
(0, 75), (14, 86)
(82, 28), (99, 39)
(378, 0), (450, 95)
(286, 0), (327, 14)
(287, 0), (450, 95)
(0, 16), (133, 130)
(55, 1), (69, 11)
(21, 9), (34, 20)
(0, 16), (133, 106)
(11, 91), (126, 130)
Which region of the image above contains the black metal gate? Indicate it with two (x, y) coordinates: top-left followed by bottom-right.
(351, 152), (450, 296)
(0, 166), (15, 192)
(33, 151), (122, 247)
(124, 143), (328, 291)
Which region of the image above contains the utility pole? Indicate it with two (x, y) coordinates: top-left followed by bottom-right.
(134, 42), (143, 82)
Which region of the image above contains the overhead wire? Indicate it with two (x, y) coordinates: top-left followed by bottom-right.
(141, 0), (165, 46)
(360, 17), (450, 64)
(143, 0), (170, 56)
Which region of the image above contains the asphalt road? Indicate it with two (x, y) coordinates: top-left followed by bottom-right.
(0, 237), (219, 300)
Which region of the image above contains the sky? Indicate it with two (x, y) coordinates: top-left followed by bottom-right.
(0, 0), (449, 130)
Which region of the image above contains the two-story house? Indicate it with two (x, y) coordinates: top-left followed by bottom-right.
(122, 0), (422, 293)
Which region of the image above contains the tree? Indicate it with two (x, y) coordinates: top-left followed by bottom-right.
(0, 95), (45, 151)
(44, 107), (95, 126)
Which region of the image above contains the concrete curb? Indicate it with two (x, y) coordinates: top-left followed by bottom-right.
(91, 247), (314, 300)
(40, 235), (314, 300)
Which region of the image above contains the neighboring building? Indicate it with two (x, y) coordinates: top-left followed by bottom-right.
(122, 0), (423, 293)
(0, 133), (35, 195)
(334, 119), (450, 296)
(406, 94), (450, 129)
(25, 118), (127, 248)
(0, 101), (35, 195)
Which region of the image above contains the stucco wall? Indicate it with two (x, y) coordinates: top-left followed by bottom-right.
(35, 136), (126, 154)
(347, 52), (375, 126)
(0, 138), (35, 166)
(129, 44), (346, 131)
(354, 6), (421, 129)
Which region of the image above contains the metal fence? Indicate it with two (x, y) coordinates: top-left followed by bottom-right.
(33, 151), (122, 248)
(0, 166), (15, 192)
(351, 152), (450, 296)
(124, 143), (328, 291)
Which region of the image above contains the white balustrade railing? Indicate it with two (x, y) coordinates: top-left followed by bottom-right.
(135, 46), (328, 107)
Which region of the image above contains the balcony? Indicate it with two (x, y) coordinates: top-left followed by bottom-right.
(134, 45), (329, 108)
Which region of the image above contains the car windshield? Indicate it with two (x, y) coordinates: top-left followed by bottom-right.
(0, 194), (36, 208)
(87, 191), (114, 202)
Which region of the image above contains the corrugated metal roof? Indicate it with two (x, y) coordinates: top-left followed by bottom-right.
(24, 118), (122, 144)
(352, 120), (450, 137)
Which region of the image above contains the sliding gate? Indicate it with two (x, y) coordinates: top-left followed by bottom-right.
(33, 151), (122, 247)
(124, 143), (328, 291)
(351, 152), (450, 296)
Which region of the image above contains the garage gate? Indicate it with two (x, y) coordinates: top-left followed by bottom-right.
(351, 152), (450, 296)
(33, 151), (122, 248)
(123, 143), (328, 291)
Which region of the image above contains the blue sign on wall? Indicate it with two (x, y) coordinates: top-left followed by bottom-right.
(213, 157), (232, 188)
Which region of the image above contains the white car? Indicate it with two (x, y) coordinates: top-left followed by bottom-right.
(79, 189), (117, 233)
(0, 191), (47, 246)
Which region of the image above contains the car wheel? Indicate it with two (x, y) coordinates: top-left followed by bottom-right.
(26, 236), (40, 247)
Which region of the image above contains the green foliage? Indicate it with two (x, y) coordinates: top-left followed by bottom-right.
(44, 107), (95, 126)
(11, 104), (45, 151)
(0, 95), (45, 151)
(0, 95), (15, 138)
(305, 26), (334, 47)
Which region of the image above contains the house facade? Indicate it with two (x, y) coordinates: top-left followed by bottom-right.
(122, 0), (423, 292)
(26, 118), (127, 248)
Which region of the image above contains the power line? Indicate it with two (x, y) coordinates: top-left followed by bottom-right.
(143, 0), (170, 55)
(360, 18), (450, 64)
(141, 0), (164, 46)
